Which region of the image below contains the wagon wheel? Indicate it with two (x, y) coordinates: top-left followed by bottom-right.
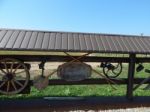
(0, 58), (30, 95)
(103, 63), (122, 78)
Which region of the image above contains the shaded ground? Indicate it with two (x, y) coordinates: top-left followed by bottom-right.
(1, 96), (150, 112)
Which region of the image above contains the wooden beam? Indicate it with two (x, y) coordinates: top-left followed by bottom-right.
(126, 54), (136, 100)
(0, 78), (149, 85)
(0, 55), (150, 63)
(0, 55), (129, 62)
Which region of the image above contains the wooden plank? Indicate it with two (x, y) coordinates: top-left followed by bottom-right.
(0, 78), (149, 85)
(0, 55), (130, 62)
(1, 55), (150, 63)
(126, 54), (136, 100)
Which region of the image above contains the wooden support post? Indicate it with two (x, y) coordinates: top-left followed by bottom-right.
(126, 54), (136, 100)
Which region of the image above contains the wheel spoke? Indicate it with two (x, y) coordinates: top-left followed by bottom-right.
(14, 79), (23, 87)
(15, 70), (25, 75)
(7, 81), (10, 92)
(11, 80), (17, 91)
(0, 67), (7, 74)
(0, 58), (30, 95)
(0, 81), (6, 88)
(112, 69), (120, 74)
(103, 63), (122, 78)
(4, 61), (9, 73)
(10, 61), (15, 73)
(13, 63), (22, 73)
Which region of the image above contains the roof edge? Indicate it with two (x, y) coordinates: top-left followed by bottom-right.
(0, 28), (149, 38)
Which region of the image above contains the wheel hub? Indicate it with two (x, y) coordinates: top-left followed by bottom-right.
(3, 73), (14, 81)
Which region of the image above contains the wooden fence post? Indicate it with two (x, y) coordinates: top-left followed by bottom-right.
(126, 53), (136, 100)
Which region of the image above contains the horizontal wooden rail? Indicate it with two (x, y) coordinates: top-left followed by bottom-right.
(1, 55), (150, 63)
(0, 78), (149, 85)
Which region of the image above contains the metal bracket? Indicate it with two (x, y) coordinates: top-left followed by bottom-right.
(39, 60), (46, 77)
(39, 60), (46, 70)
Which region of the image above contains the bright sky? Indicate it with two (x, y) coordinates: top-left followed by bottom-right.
(0, 0), (150, 35)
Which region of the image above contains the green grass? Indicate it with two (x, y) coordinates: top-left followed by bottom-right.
(1, 85), (150, 100)
(0, 85), (126, 100)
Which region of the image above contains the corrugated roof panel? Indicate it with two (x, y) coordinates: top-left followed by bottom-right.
(73, 33), (80, 50)
(100, 35), (111, 51)
(109, 36), (120, 52)
(6, 30), (20, 48)
(114, 36), (126, 52)
(118, 36), (130, 52)
(55, 33), (62, 50)
(61, 33), (68, 50)
(41, 33), (50, 49)
(106, 35), (118, 52)
(122, 36), (134, 52)
(90, 35), (99, 51)
(138, 37), (149, 52)
(0, 30), (13, 48)
(34, 32), (44, 49)
(48, 33), (56, 50)
(94, 35), (105, 51)
(20, 32), (32, 48)
(0, 30), (7, 42)
(1, 29), (150, 54)
(127, 37), (140, 52)
(84, 34), (93, 51)
(105, 35), (114, 51)
(79, 34), (87, 50)
(27, 32), (38, 49)
(142, 37), (150, 52)
(68, 33), (74, 50)
(13, 31), (26, 48)
(130, 37), (145, 52)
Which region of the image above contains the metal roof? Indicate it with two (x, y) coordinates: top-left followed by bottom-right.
(0, 28), (150, 54)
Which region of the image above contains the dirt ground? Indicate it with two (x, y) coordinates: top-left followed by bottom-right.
(30, 62), (100, 70)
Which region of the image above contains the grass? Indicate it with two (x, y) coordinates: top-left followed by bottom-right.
(0, 85), (126, 100)
(1, 85), (150, 100)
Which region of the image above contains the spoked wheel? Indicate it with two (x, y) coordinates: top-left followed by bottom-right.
(103, 63), (122, 78)
(0, 58), (30, 95)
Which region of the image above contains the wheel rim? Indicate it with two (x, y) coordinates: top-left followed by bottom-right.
(0, 58), (30, 95)
(103, 63), (122, 78)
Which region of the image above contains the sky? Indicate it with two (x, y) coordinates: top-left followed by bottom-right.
(0, 0), (150, 35)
